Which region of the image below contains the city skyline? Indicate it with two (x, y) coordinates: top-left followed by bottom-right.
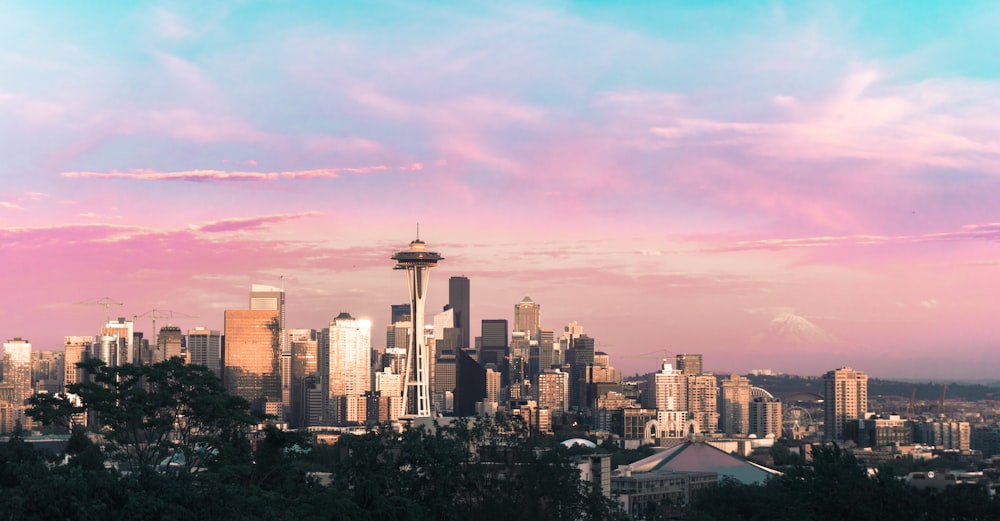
(3, 2), (1000, 379)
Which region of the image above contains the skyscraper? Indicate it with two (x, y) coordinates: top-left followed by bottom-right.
(675, 354), (702, 376)
(187, 328), (222, 377)
(223, 309), (281, 411)
(155, 325), (183, 363)
(392, 236), (443, 418)
(96, 317), (134, 367)
(2, 338), (32, 428)
(448, 276), (470, 348)
(823, 367), (868, 441)
(250, 284), (286, 353)
(719, 374), (752, 436)
(514, 296), (540, 339)
(63, 335), (93, 391)
(479, 319), (508, 366)
(686, 373), (718, 434)
(322, 313), (371, 424)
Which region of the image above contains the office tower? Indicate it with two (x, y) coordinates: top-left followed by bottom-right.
(720, 374), (752, 436)
(2, 339), (32, 428)
(433, 307), (461, 352)
(485, 367), (502, 404)
(374, 367), (404, 421)
(392, 236), (443, 418)
(686, 373), (718, 434)
(320, 313), (371, 424)
(386, 304), (411, 349)
(287, 328), (317, 428)
(514, 296), (540, 339)
(675, 354), (702, 376)
(455, 348), (486, 416)
(749, 397), (782, 438)
(63, 336), (93, 390)
(187, 328), (222, 377)
(448, 276), (470, 348)
(155, 325), (184, 363)
(479, 319), (508, 366)
(538, 328), (555, 371)
(823, 367), (868, 441)
(223, 309), (281, 411)
(31, 350), (64, 394)
(96, 317), (134, 367)
(537, 368), (569, 413)
(433, 350), (457, 414)
(568, 334), (595, 409)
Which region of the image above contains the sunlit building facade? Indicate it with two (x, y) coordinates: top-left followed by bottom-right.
(223, 309), (281, 411)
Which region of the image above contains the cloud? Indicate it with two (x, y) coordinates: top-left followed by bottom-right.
(720, 222), (1000, 252)
(60, 164), (411, 182)
(919, 299), (940, 309)
(0, 202), (23, 210)
(196, 212), (323, 233)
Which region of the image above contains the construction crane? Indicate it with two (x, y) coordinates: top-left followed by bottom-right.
(75, 297), (124, 323)
(135, 309), (199, 346)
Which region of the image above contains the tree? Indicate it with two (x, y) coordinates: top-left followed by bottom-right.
(28, 358), (256, 473)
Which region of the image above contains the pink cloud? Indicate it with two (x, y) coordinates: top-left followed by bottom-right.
(60, 165), (408, 182)
(0, 202), (23, 210)
(196, 212), (323, 233)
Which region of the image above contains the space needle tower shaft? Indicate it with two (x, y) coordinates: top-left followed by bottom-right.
(391, 234), (443, 418)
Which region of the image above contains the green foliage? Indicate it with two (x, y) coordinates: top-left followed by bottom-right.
(28, 358), (256, 474)
(17, 360), (626, 520)
(685, 444), (1000, 521)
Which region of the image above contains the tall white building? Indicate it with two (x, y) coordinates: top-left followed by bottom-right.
(2, 338), (33, 429)
(97, 317), (134, 366)
(323, 313), (371, 424)
(823, 367), (868, 441)
(649, 362), (686, 412)
(63, 336), (93, 390)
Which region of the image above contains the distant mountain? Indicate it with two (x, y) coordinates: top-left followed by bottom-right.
(751, 312), (840, 348)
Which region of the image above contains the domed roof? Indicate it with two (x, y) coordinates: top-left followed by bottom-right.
(560, 438), (597, 449)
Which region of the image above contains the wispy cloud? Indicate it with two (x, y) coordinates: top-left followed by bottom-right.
(196, 212), (323, 233)
(0, 202), (23, 210)
(722, 222), (1000, 252)
(60, 164), (420, 182)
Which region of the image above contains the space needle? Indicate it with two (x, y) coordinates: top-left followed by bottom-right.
(391, 230), (443, 418)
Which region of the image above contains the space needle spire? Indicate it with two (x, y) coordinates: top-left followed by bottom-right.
(391, 233), (443, 418)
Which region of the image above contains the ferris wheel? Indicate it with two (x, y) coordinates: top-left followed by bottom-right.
(782, 406), (813, 438)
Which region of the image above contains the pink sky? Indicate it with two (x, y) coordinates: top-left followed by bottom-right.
(2, 2), (1000, 379)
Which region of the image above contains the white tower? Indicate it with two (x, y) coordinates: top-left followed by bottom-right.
(391, 235), (443, 418)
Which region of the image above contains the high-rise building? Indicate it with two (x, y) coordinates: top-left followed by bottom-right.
(187, 328), (222, 377)
(568, 334), (595, 409)
(720, 374), (752, 436)
(155, 325), (183, 364)
(455, 349), (486, 416)
(392, 237), (443, 418)
(686, 373), (718, 434)
(479, 319), (508, 366)
(223, 309), (281, 411)
(675, 354), (702, 376)
(287, 328), (317, 428)
(823, 367), (868, 441)
(96, 317), (134, 367)
(514, 296), (540, 339)
(2, 338), (32, 428)
(448, 276), (470, 348)
(649, 362), (686, 412)
(63, 336), (93, 391)
(323, 313), (372, 424)
(537, 368), (569, 413)
(385, 304), (410, 350)
(749, 397), (782, 438)
(537, 328), (555, 371)
(485, 367), (502, 404)
(31, 351), (64, 394)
